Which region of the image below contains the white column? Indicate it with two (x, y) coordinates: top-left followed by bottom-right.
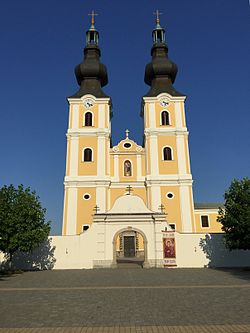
(114, 154), (119, 180)
(72, 105), (79, 129)
(148, 103), (156, 128)
(151, 185), (161, 211)
(69, 136), (79, 176)
(97, 136), (106, 177)
(96, 186), (106, 213)
(137, 154), (142, 180)
(174, 102), (182, 128)
(98, 104), (105, 128)
(66, 187), (77, 235)
(176, 134), (186, 175)
(179, 185), (193, 232)
(149, 135), (159, 176)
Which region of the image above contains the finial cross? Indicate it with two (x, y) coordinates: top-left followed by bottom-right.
(153, 9), (163, 24)
(159, 204), (165, 213)
(88, 10), (98, 25)
(93, 205), (100, 214)
(126, 185), (133, 195)
(125, 129), (130, 139)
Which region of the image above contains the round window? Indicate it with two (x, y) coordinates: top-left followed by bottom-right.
(83, 193), (91, 200)
(124, 143), (131, 149)
(166, 192), (174, 199)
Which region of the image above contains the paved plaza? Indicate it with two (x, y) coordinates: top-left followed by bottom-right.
(0, 268), (250, 333)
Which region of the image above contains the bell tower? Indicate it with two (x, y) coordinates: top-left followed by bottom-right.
(62, 12), (112, 235)
(142, 11), (195, 232)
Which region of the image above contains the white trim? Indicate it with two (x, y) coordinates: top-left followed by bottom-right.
(136, 154), (142, 180)
(143, 93), (186, 103)
(160, 110), (171, 126)
(72, 105), (79, 129)
(162, 146), (173, 161)
(148, 103), (156, 128)
(144, 128), (188, 135)
(67, 128), (110, 136)
(114, 154), (119, 181)
(97, 136), (106, 177)
(150, 185), (161, 211)
(69, 137), (79, 176)
(200, 215), (210, 228)
(166, 192), (174, 200)
(66, 187), (77, 235)
(176, 134), (186, 174)
(68, 94), (111, 105)
(96, 186), (106, 213)
(83, 193), (91, 200)
(179, 185), (193, 232)
(98, 104), (105, 128)
(82, 147), (93, 162)
(83, 110), (94, 127)
(149, 135), (159, 176)
(174, 102), (183, 128)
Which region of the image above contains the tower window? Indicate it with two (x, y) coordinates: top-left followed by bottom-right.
(83, 148), (93, 162)
(124, 160), (132, 176)
(84, 112), (93, 126)
(161, 111), (170, 125)
(163, 147), (172, 161)
(201, 215), (209, 228)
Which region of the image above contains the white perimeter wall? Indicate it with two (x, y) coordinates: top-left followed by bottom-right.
(1, 232), (250, 270)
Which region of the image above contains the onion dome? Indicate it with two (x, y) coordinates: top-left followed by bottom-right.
(144, 11), (183, 97)
(70, 11), (109, 98)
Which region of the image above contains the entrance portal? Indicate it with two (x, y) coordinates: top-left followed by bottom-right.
(115, 230), (145, 266)
(124, 236), (135, 257)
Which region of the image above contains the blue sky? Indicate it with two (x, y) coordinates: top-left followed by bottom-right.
(0, 0), (249, 235)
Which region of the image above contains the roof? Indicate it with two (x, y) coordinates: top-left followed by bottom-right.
(194, 203), (224, 209)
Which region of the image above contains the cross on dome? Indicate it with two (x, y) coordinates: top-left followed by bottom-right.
(88, 10), (98, 27)
(153, 9), (163, 26)
(125, 129), (130, 139)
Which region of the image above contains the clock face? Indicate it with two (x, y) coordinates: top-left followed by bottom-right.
(84, 99), (94, 108)
(160, 99), (169, 107)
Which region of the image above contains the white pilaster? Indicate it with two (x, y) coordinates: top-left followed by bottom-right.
(149, 135), (159, 176)
(114, 154), (119, 180)
(179, 185), (193, 232)
(148, 103), (156, 128)
(150, 185), (161, 212)
(137, 155), (142, 180)
(69, 136), (79, 176)
(98, 104), (105, 128)
(97, 136), (106, 177)
(174, 102), (183, 128)
(96, 186), (106, 213)
(176, 134), (186, 175)
(66, 187), (77, 235)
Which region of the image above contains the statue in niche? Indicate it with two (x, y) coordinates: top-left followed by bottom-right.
(124, 160), (132, 176)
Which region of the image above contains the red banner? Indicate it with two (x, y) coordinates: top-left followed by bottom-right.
(162, 231), (176, 266)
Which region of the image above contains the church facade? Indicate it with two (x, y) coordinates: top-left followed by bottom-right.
(61, 14), (222, 268)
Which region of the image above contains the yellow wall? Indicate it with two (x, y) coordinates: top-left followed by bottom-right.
(194, 211), (223, 233)
(158, 136), (178, 174)
(78, 137), (97, 176)
(160, 186), (182, 231)
(76, 187), (96, 233)
(79, 105), (99, 128)
(109, 187), (147, 210)
(155, 102), (175, 127)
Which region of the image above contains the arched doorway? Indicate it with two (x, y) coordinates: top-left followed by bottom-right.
(113, 228), (148, 267)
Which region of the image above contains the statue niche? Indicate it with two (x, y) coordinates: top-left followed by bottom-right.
(124, 160), (132, 176)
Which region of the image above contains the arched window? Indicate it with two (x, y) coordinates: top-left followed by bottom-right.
(124, 160), (132, 176)
(84, 112), (93, 126)
(83, 148), (92, 162)
(163, 147), (172, 161)
(161, 111), (170, 125)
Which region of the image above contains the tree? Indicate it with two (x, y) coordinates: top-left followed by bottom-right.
(217, 178), (250, 250)
(0, 184), (51, 267)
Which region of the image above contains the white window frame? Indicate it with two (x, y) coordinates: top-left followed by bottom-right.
(83, 111), (94, 127)
(162, 146), (174, 161)
(82, 147), (93, 162)
(160, 110), (171, 126)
